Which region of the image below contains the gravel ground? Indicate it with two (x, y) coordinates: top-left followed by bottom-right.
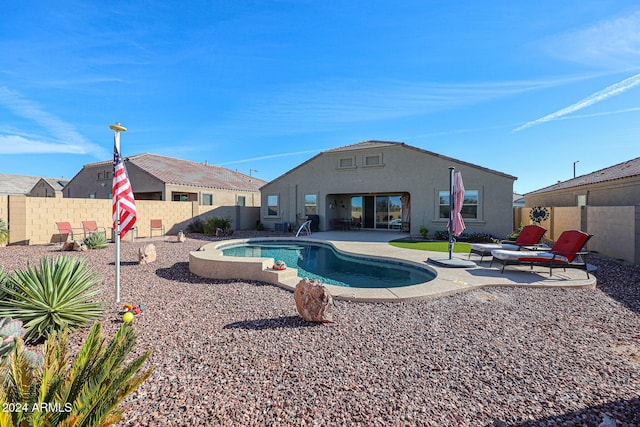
(1, 232), (639, 427)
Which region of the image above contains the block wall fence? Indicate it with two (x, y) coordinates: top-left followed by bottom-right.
(514, 206), (640, 264)
(1, 195), (259, 246)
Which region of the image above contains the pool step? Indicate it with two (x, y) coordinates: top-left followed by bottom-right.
(263, 266), (299, 284)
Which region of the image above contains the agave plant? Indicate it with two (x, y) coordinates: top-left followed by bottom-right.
(0, 322), (152, 426)
(83, 232), (108, 249)
(0, 256), (104, 343)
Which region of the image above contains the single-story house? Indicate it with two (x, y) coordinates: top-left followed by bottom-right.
(0, 174), (67, 196)
(29, 177), (68, 198)
(525, 156), (640, 207)
(259, 141), (517, 237)
(64, 153), (267, 207)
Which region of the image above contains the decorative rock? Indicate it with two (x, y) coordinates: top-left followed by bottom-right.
(293, 278), (334, 323)
(139, 243), (157, 265)
(177, 231), (186, 243)
(61, 240), (86, 252)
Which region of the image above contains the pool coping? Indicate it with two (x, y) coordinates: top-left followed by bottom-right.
(189, 236), (597, 302)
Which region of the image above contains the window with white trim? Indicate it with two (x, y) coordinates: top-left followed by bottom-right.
(438, 190), (479, 219)
(364, 154), (383, 167)
(304, 194), (317, 215)
(267, 195), (279, 216)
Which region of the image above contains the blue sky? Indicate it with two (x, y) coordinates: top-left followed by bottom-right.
(1, 1), (639, 194)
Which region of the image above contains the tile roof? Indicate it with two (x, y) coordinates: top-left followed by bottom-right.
(264, 140), (516, 185)
(325, 140), (402, 152)
(0, 174), (66, 195)
(126, 153), (267, 191)
(526, 156), (640, 195)
(42, 178), (69, 191)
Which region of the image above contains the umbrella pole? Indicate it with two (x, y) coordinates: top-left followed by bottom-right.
(448, 167), (454, 260)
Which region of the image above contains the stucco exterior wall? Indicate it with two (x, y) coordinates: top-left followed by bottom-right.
(261, 144), (515, 237)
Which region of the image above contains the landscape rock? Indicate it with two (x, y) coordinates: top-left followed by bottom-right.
(139, 243), (157, 265)
(61, 240), (86, 252)
(293, 278), (334, 323)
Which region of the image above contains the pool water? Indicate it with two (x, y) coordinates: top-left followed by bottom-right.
(221, 241), (435, 288)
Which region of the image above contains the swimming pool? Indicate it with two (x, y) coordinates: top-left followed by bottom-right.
(220, 240), (435, 288)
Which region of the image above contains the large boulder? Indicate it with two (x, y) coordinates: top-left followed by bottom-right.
(138, 243), (157, 265)
(293, 278), (334, 323)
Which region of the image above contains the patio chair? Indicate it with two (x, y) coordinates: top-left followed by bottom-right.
(82, 220), (107, 239)
(490, 230), (593, 278)
(468, 224), (547, 263)
(55, 222), (82, 246)
(150, 219), (165, 238)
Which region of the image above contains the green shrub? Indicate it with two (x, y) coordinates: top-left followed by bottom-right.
(508, 222), (524, 241)
(83, 232), (108, 249)
(419, 226), (428, 239)
(434, 230), (449, 240)
(0, 218), (9, 245)
(203, 216), (232, 235)
(256, 222), (265, 231)
(0, 256), (103, 343)
(0, 322), (152, 426)
(186, 218), (205, 234)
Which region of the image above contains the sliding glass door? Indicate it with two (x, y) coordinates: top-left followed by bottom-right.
(355, 194), (402, 230)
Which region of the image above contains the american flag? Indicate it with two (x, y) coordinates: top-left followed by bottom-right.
(112, 132), (136, 238)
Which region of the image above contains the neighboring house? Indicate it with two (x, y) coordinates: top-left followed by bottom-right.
(0, 174), (67, 196)
(29, 177), (68, 198)
(513, 193), (525, 208)
(64, 153), (267, 207)
(260, 141), (517, 237)
(525, 156), (640, 207)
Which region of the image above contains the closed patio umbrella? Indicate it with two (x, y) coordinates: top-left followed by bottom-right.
(451, 170), (466, 237)
(446, 169), (466, 260)
(428, 167), (475, 268)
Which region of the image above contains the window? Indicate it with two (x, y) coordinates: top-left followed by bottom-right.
(338, 157), (355, 169)
(364, 154), (383, 167)
(439, 190), (478, 219)
(172, 193), (189, 201)
(304, 194), (317, 215)
(202, 193), (213, 206)
(267, 195), (279, 216)
(237, 196), (246, 206)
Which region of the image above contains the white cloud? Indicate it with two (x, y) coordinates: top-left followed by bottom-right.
(0, 86), (108, 157)
(513, 73), (640, 132)
(218, 148), (328, 166)
(544, 9), (640, 67)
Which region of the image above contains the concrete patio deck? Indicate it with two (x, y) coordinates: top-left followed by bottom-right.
(189, 230), (597, 302)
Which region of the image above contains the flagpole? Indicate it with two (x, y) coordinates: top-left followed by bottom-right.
(110, 122), (127, 303)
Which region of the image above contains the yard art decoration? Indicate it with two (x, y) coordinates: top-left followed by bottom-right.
(121, 303), (145, 322)
(529, 206), (550, 224)
(273, 260), (287, 270)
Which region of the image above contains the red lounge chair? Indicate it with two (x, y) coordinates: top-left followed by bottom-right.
(491, 230), (593, 277)
(81, 220), (108, 238)
(469, 224), (547, 263)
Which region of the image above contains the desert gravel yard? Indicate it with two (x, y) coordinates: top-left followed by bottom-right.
(1, 232), (639, 427)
